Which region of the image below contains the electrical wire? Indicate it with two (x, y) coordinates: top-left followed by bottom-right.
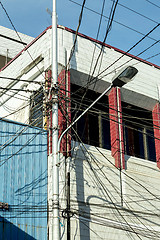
(114, 1), (158, 24)
(0, 86), (38, 93)
(72, 0), (119, 123)
(0, 128), (46, 167)
(76, 144), (160, 238)
(0, 122), (159, 240)
(59, 86), (160, 136)
(57, 99), (155, 239)
(67, 0), (87, 67)
(89, 0), (119, 90)
(64, 20), (160, 105)
(0, 6), (159, 232)
(0, 0), (45, 97)
(89, 22), (160, 86)
(0, 90), (29, 101)
(70, 139), (160, 238)
(74, 215), (104, 240)
(0, 88), (44, 152)
(0, 76), (42, 85)
(96, 147), (160, 201)
(144, 0), (160, 9)
(58, 86), (160, 212)
(73, 212), (160, 239)
(69, 0), (159, 42)
(87, 0), (106, 80)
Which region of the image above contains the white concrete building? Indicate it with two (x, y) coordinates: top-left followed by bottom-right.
(0, 26), (34, 69)
(0, 25), (160, 239)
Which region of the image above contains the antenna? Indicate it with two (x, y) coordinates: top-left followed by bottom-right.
(46, 8), (52, 17)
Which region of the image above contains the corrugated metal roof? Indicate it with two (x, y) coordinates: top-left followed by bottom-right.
(0, 119), (47, 240)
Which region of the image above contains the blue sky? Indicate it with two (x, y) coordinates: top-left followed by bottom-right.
(0, 0), (160, 65)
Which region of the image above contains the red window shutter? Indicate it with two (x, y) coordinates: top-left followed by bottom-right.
(109, 87), (125, 169)
(152, 103), (160, 169)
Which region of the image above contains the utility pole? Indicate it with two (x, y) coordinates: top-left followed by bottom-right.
(117, 87), (123, 206)
(51, 0), (59, 239)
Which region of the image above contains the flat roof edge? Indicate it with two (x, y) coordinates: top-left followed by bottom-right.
(1, 25), (160, 73)
(64, 26), (160, 70)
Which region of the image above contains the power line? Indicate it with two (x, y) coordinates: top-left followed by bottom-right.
(87, 0), (106, 79)
(78, 144), (160, 237)
(69, 0), (159, 42)
(0, 33), (28, 45)
(96, 147), (160, 201)
(67, 0), (87, 67)
(58, 99), (158, 239)
(0, 95), (159, 236)
(69, 1), (160, 96)
(144, 0), (160, 9)
(0, 1), (45, 87)
(88, 0), (119, 83)
(114, 1), (158, 24)
(59, 86), (159, 132)
(0, 86), (38, 93)
(0, 76), (42, 84)
(68, 134), (160, 237)
(0, 89), (44, 152)
(73, 212), (160, 239)
(96, 22), (160, 80)
(0, 87), (43, 118)
(71, 141), (143, 239)
(0, 127), (45, 167)
(72, 0), (119, 123)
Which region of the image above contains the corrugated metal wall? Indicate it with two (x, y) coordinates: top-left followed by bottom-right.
(0, 119), (47, 240)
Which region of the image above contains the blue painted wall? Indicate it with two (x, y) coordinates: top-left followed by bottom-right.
(0, 119), (48, 240)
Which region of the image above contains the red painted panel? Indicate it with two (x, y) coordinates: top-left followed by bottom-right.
(46, 68), (71, 157)
(58, 69), (67, 155)
(152, 103), (160, 169)
(109, 87), (125, 169)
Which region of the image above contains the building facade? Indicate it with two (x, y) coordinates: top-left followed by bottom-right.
(0, 26), (34, 69)
(0, 25), (160, 239)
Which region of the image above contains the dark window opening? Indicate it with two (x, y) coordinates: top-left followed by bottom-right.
(88, 113), (99, 147)
(29, 88), (43, 128)
(147, 129), (156, 161)
(71, 84), (111, 150)
(76, 111), (89, 143)
(102, 117), (111, 150)
(122, 102), (156, 162)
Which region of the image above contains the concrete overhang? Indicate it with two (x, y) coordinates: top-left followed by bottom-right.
(70, 68), (157, 111)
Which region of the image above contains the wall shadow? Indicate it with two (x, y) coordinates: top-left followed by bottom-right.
(0, 216), (36, 240)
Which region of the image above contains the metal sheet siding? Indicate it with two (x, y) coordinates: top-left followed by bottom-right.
(0, 120), (47, 240)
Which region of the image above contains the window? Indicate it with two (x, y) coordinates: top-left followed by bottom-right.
(29, 88), (43, 128)
(122, 102), (156, 161)
(71, 84), (111, 150)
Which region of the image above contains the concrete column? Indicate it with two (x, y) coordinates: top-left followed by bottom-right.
(108, 87), (125, 169)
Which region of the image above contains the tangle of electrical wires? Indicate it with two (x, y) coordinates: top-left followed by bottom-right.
(69, 0), (159, 43)
(67, 0), (87, 68)
(72, 0), (119, 123)
(58, 94), (160, 239)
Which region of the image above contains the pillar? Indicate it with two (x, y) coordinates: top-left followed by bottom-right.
(108, 87), (125, 169)
(152, 103), (160, 169)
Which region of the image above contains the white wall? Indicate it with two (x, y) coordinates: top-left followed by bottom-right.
(0, 26), (160, 122)
(59, 142), (160, 239)
(0, 26), (160, 239)
(0, 26), (34, 59)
